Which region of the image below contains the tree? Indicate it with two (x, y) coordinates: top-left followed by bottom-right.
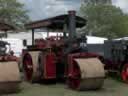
(80, 3), (128, 39)
(0, 0), (29, 29)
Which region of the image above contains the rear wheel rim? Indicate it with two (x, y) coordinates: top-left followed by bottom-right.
(23, 53), (33, 81)
(121, 64), (128, 83)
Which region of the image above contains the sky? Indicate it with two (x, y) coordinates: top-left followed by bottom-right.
(19, 0), (128, 21)
(113, 0), (128, 13)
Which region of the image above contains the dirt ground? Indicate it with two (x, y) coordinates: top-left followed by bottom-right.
(2, 77), (128, 96)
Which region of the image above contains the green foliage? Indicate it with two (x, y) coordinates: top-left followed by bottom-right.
(80, 4), (128, 39)
(0, 0), (29, 29)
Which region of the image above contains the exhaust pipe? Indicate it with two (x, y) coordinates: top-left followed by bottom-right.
(68, 10), (76, 40)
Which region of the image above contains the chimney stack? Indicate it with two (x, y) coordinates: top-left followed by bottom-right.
(68, 10), (76, 40)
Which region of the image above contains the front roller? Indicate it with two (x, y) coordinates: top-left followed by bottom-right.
(0, 61), (21, 93)
(23, 51), (40, 82)
(67, 58), (105, 90)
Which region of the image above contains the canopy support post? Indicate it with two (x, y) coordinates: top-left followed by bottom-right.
(32, 29), (34, 45)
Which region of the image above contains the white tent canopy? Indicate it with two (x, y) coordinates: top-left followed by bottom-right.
(86, 36), (107, 44)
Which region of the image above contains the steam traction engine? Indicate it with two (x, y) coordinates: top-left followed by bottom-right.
(0, 22), (21, 93)
(104, 39), (128, 83)
(23, 11), (105, 90)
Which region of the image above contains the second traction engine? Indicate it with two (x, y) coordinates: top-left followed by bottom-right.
(0, 40), (21, 93)
(22, 10), (105, 90)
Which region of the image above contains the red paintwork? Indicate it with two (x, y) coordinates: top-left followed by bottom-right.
(121, 64), (128, 83)
(67, 59), (80, 89)
(35, 39), (46, 48)
(0, 55), (18, 62)
(35, 37), (64, 49)
(44, 52), (56, 79)
(23, 53), (33, 81)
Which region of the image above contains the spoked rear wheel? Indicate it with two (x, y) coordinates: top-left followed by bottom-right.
(23, 53), (33, 81)
(121, 64), (128, 83)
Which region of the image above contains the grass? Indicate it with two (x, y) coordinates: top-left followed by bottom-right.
(2, 77), (128, 96)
